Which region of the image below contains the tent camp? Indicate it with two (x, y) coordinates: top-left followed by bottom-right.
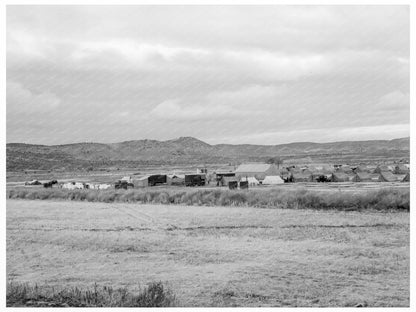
(354, 172), (382, 182)
(331, 172), (354, 182)
(280, 168), (291, 181)
(307, 164), (333, 173)
(355, 165), (377, 173)
(394, 164), (410, 174)
(25, 180), (42, 185)
(240, 176), (260, 186)
(379, 171), (404, 182)
(235, 163), (279, 181)
(338, 165), (353, 173)
(262, 176), (284, 185)
(62, 182), (84, 190)
(121, 176), (133, 183)
(98, 184), (111, 190)
(311, 171), (332, 182)
(374, 165), (394, 173)
(291, 172), (312, 182)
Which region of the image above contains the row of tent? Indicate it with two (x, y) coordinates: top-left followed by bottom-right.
(222, 171), (410, 185)
(331, 171), (409, 183)
(24, 180), (113, 189)
(227, 163), (410, 183)
(62, 182), (112, 190)
(289, 171), (410, 183)
(328, 164), (410, 175)
(120, 174), (206, 187)
(219, 175), (284, 186)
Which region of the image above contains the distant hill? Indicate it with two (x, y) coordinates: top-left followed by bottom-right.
(6, 137), (410, 171)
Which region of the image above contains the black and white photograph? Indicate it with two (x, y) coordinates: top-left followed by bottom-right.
(4, 3), (413, 308)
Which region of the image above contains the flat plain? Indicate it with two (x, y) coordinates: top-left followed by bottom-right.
(6, 199), (409, 307)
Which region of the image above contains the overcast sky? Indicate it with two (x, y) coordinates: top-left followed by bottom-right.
(7, 5), (409, 145)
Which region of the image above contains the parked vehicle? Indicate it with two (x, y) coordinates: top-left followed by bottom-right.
(228, 181), (238, 190)
(115, 180), (134, 190)
(185, 174), (206, 187)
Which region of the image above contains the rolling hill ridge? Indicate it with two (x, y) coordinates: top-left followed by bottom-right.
(6, 137), (410, 171)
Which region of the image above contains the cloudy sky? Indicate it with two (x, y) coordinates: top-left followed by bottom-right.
(7, 5), (409, 145)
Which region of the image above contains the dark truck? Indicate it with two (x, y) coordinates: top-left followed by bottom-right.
(148, 174), (167, 186)
(185, 174), (206, 187)
(115, 180), (134, 190)
(239, 181), (249, 189)
(228, 181), (238, 190)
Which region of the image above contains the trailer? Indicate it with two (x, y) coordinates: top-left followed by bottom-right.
(228, 181), (238, 190)
(239, 181), (249, 189)
(185, 174), (206, 187)
(148, 174), (167, 186)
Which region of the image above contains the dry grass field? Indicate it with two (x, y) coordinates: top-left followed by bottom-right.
(6, 199), (409, 307)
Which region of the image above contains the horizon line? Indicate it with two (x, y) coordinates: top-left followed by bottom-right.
(6, 136), (410, 147)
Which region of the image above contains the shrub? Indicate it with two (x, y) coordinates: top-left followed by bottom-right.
(6, 281), (177, 307)
(6, 186), (410, 211)
(157, 192), (170, 204)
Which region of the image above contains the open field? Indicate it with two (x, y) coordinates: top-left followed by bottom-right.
(7, 199), (409, 307)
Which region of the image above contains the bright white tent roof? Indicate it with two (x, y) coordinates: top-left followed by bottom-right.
(240, 176), (260, 185)
(262, 176), (284, 185)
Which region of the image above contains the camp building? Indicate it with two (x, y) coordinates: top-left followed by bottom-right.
(235, 163), (279, 181)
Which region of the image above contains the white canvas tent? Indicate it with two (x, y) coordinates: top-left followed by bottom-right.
(121, 176), (133, 183)
(240, 176), (259, 186)
(262, 175), (284, 185)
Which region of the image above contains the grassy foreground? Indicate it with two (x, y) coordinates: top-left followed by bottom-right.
(7, 200), (409, 307)
(7, 186), (410, 211)
(7, 281), (176, 307)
